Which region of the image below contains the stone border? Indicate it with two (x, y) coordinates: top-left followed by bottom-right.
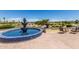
(0, 28), (43, 42)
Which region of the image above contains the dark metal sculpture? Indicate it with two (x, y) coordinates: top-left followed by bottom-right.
(21, 18), (28, 33)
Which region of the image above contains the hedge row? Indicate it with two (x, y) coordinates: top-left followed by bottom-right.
(0, 24), (15, 29)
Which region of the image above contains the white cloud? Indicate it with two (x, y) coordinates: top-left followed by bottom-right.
(0, 17), (39, 22)
(0, 17), (22, 22)
(27, 18), (39, 22)
(49, 18), (76, 22)
(0, 17), (77, 22)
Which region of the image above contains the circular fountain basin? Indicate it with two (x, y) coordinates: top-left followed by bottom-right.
(0, 28), (43, 42)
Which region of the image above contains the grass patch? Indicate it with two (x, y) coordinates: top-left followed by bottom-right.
(0, 24), (15, 29)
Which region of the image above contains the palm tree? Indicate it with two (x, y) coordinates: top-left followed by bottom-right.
(3, 17), (5, 23)
(0, 18), (1, 23)
(35, 19), (49, 25)
(75, 19), (79, 24)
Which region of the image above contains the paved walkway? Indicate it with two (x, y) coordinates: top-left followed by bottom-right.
(0, 30), (79, 49)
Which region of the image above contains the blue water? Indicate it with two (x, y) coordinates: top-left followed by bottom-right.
(3, 28), (40, 37)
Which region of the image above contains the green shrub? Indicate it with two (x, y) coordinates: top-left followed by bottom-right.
(66, 24), (72, 27)
(0, 24), (15, 29)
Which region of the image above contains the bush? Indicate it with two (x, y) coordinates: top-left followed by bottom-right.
(66, 24), (72, 27)
(0, 24), (15, 29)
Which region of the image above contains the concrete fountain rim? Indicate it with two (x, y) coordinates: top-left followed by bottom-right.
(0, 28), (43, 39)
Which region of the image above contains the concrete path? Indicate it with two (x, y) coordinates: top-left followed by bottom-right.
(0, 30), (79, 49)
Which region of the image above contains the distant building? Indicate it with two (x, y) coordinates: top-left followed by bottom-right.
(27, 22), (36, 27)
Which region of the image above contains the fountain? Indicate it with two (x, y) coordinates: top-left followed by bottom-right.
(21, 18), (28, 33)
(0, 18), (43, 42)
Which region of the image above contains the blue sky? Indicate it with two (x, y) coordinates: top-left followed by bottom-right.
(0, 10), (79, 22)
